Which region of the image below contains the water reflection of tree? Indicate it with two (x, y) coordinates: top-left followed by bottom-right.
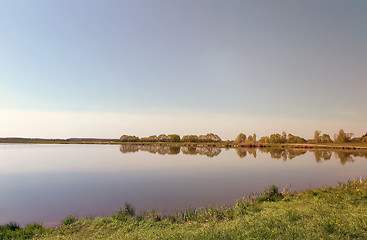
(287, 149), (307, 159)
(334, 151), (355, 165)
(119, 145), (140, 153)
(183, 146), (197, 155)
(312, 150), (367, 165)
(119, 145), (221, 157)
(258, 148), (307, 161)
(236, 147), (256, 158)
(313, 151), (332, 163)
(119, 145), (367, 163)
(181, 146), (222, 157)
(236, 149), (247, 158)
(168, 146), (180, 155)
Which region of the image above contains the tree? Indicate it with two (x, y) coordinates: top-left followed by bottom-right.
(167, 134), (180, 142)
(259, 136), (270, 143)
(235, 133), (247, 143)
(120, 135), (140, 142)
(147, 135), (158, 142)
(181, 135), (199, 142)
(314, 130), (321, 143)
(287, 133), (294, 142)
(181, 135), (189, 142)
(205, 133), (221, 142)
(320, 134), (332, 143)
(269, 134), (282, 143)
(287, 134), (306, 143)
(198, 133), (222, 142)
(333, 129), (353, 143)
(157, 134), (167, 142)
(281, 131), (287, 143)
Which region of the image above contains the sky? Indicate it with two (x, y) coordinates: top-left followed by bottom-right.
(0, 0), (366, 140)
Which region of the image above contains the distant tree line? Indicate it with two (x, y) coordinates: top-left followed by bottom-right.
(238, 129), (367, 144)
(257, 132), (306, 144)
(181, 133), (221, 142)
(120, 133), (221, 143)
(120, 130), (367, 144)
(234, 133), (257, 143)
(313, 129), (367, 144)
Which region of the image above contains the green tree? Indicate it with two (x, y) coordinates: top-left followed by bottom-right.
(120, 135), (140, 142)
(181, 135), (199, 142)
(157, 134), (167, 142)
(235, 133), (247, 143)
(198, 133), (222, 142)
(167, 134), (180, 142)
(334, 129), (353, 143)
(314, 130), (321, 143)
(281, 131), (287, 143)
(147, 135), (158, 142)
(207, 133), (221, 142)
(259, 136), (270, 143)
(320, 134), (332, 143)
(287, 134), (306, 143)
(269, 134), (282, 143)
(287, 133), (294, 142)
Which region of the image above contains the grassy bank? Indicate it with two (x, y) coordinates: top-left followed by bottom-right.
(2, 179), (366, 239)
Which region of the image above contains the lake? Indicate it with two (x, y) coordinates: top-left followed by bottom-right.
(0, 144), (366, 226)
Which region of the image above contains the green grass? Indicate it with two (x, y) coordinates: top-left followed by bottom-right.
(3, 179), (366, 239)
(62, 215), (77, 226)
(0, 223), (44, 240)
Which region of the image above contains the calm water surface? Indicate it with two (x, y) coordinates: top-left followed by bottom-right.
(0, 144), (366, 226)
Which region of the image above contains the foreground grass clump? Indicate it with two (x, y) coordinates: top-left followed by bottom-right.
(0, 222), (44, 240)
(32, 179), (367, 240)
(62, 215), (77, 226)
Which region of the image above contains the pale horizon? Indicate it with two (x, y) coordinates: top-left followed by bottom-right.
(0, 109), (365, 141)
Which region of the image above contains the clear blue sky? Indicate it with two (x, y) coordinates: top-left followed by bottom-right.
(1, 0), (366, 139)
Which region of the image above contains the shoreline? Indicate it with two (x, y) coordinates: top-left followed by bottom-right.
(1, 139), (367, 150)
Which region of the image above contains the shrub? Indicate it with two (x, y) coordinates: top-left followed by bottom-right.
(115, 202), (135, 218)
(257, 184), (284, 203)
(5, 222), (20, 231)
(62, 215), (77, 225)
(0, 222), (45, 240)
(149, 210), (162, 222)
(23, 223), (44, 231)
(239, 141), (256, 147)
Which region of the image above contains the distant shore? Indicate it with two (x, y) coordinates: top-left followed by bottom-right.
(1, 138), (367, 150)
